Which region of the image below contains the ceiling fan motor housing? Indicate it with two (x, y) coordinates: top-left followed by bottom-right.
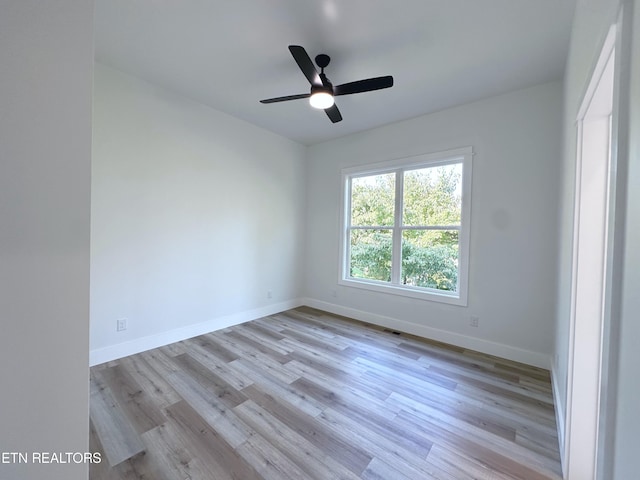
(311, 84), (332, 96)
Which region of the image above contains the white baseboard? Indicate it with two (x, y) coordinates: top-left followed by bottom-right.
(551, 362), (567, 478)
(303, 298), (552, 369)
(89, 298), (305, 366)
(91, 297), (551, 370)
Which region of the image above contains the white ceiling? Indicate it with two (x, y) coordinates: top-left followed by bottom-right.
(95, 0), (576, 146)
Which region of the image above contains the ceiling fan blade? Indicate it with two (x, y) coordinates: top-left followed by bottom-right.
(334, 76), (394, 96)
(325, 104), (343, 123)
(260, 93), (310, 104)
(288, 45), (321, 86)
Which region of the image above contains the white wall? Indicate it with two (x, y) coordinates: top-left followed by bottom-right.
(90, 64), (307, 363)
(611, 1), (640, 477)
(305, 82), (563, 368)
(0, 1), (94, 479)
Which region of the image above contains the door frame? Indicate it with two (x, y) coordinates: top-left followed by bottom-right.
(564, 3), (633, 477)
(564, 24), (615, 480)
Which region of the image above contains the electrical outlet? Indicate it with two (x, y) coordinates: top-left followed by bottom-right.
(470, 315), (479, 328)
(267, 290), (273, 299)
(331, 289), (337, 298)
(117, 318), (127, 332)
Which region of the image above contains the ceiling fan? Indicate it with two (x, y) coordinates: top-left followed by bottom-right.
(260, 45), (394, 123)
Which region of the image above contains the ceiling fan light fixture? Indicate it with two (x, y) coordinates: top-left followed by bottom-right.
(259, 45), (393, 123)
(309, 90), (334, 109)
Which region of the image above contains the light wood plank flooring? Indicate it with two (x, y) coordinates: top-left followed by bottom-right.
(90, 307), (562, 480)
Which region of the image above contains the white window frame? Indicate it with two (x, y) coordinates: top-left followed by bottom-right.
(339, 147), (472, 306)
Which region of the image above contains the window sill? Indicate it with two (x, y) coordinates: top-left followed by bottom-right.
(338, 277), (468, 306)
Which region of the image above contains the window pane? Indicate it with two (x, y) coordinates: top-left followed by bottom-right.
(349, 229), (392, 282)
(401, 230), (458, 291)
(350, 173), (395, 226)
(403, 164), (462, 226)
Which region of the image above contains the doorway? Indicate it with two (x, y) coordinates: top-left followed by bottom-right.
(564, 26), (615, 480)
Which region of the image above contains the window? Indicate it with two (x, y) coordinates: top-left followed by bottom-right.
(340, 147), (472, 305)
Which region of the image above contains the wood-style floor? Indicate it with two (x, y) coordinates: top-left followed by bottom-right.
(89, 307), (562, 480)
